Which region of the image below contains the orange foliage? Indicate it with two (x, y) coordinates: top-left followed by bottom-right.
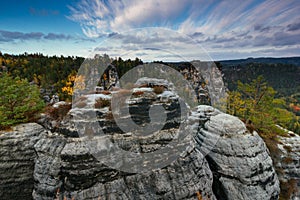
(196, 191), (202, 200)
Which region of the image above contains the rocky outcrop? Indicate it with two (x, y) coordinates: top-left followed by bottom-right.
(33, 133), (67, 200)
(276, 134), (300, 199)
(0, 123), (45, 200)
(194, 105), (280, 200)
(0, 92), (282, 200)
(33, 87), (216, 199)
(33, 135), (215, 200)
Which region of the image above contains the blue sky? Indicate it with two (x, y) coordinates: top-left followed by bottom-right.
(0, 0), (300, 61)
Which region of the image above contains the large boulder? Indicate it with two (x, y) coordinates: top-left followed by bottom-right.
(194, 105), (280, 200)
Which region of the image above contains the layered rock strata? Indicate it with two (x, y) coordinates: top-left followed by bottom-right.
(194, 105), (280, 200)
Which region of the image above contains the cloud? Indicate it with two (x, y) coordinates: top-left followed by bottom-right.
(273, 32), (300, 46)
(88, 28), (213, 61)
(108, 32), (118, 37)
(29, 7), (60, 16)
(44, 33), (71, 40)
(68, 0), (300, 60)
(0, 30), (78, 42)
(0, 30), (44, 41)
(287, 22), (300, 31)
(254, 24), (273, 33)
(189, 32), (204, 38)
(68, 0), (192, 37)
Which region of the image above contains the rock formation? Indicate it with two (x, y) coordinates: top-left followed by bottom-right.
(0, 83), (286, 200)
(0, 123), (45, 199)
(33, 134), (215, 199)
(276, 133), (300, 199)
(33, 84), (216, 199)
(194, 105), (280, 200)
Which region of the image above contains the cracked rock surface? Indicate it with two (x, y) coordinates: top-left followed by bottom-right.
(194, 105), (280, 200)
(0, 101), (283, 199)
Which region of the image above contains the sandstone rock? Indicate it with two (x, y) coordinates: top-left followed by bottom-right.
(51, 136), (215, 200)
(30, 119), (216, 200)
(53, 101), (69, 108)
(276, 134), (300, 200)
(0, 88), (288, 200)
(32, 85), (217, 199)
(0, 123), (45, 200)
(135, 77), (174, 89)
(32, 133), (67, 200)
(190, 61), (226, 107)
(58, 88), (183, 137)
(194, 105), (280, 200)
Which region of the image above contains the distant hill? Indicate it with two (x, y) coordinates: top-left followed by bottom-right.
(219, 57), (300, 67)
(218, 57), (300, 97)
(154, 58), (300, 97)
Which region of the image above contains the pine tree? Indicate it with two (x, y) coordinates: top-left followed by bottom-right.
(226, 75), (297, 134)
(0, 73), (44, 129)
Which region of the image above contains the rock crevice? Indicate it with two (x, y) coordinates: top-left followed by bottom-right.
(194, 106), (280, 200)
(0, 104), (283, 199)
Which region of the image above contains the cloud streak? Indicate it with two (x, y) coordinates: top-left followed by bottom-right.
(0, 30), (44, 42)
(29, 7), (60, 16)
(68, 0), (192, 37)
(68, 0), (300, 60)
(0, 30), (88, 43)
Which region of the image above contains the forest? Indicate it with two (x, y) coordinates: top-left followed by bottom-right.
(0, 52), (299, 136)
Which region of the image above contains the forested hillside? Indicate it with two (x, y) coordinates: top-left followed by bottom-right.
(220, 57), (300, 68)
(0, 53), (83, 100)
(1, 53), (299, 134)
(220, 59), (300, 133)
(0, 53), (143, 101)
(221, 62), (300, 97)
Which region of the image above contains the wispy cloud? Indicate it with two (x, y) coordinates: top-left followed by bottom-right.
(44, 33), (71, 40)
(68, 0), (192, 37)
(287, 22), (300, 32)
(68, 0), (300, 60)
(29, 7), (60, 16)
(0, 30), (44, 42)
(0, 30), (89, 43)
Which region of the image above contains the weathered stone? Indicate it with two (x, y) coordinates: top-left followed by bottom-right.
(135, 77), (174, 89)
(0, 123), (45, 200)
(0, 83), (292, 200)
(32, 133), (67, 200)
(276, 134), (300, 199)
(30, 85), (216, 199)
(194, 105), (280, 200)
(55, 137), (215, 200)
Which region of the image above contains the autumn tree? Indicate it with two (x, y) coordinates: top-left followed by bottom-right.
(227, 76), (297, 133)
(61, 74), (86, 101)
(0, 73), (44, 129)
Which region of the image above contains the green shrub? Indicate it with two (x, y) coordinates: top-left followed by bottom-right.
(0, 73), (45, 129)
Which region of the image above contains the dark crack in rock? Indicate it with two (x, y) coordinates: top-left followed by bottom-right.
(194, 105), (280, 200)
(0, 123), (45, 200)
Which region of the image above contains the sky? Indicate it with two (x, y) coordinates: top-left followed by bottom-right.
(0, 0), (300, 61)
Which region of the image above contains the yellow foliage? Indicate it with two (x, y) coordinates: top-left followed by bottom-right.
(62, 74), (85, 95)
